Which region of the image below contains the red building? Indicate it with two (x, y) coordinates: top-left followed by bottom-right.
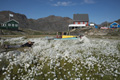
(73, 14), (89, 26)
(69, 14), (89, 30)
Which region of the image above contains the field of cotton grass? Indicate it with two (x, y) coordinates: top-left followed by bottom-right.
(0, 36), (120, 80)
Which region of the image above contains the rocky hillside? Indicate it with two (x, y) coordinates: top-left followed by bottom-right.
(0, 11), (73, 32)
(98, 19), (120, 27)
(28, 15), (73, 32)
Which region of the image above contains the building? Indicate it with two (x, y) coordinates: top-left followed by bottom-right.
(68, 14), (89, 31)
(89, 23), (98, 29)
(89, 23), (95, 27)
(0, 19), (19, 30)
(100, 27), (109, 29)
(110, 22), (120, 28)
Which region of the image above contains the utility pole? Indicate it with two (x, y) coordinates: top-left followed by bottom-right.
(107, 21), (108, 27)
(9, 13), (10, 21)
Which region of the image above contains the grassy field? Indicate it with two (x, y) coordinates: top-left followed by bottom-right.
(0, 36), (120, 80)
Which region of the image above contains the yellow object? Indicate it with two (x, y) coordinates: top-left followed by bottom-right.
(62, 35), (76, 38)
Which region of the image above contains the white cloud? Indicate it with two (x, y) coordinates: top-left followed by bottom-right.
(53, 1), (72, 6)
(83, 0), (95, 4)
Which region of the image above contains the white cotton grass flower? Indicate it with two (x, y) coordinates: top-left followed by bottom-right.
(68, 71), (71, 75)
(25, 63), (30, 68)
(2, 67), (5, 71)
(9, 59), (12, 62)
(44, 74), (48, 77)
(75, 78), (80, 80)
(48, 78), (51, 80)
(86, 77), (90, 80)
(54, 78), (57, 80)
(56, 62), (60, 66)
(0, 59), (2, 62)
(60, 78), (63, 80)
(3, 72), (7, 75)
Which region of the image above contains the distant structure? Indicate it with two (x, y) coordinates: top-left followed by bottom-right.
(100, 22), (120, 29)
(110, 22), (120, 28)
(0, 19), (19, 30)
(89, 23), (98, 29)
(89, 23), (95, 27)
(0, 13), (19, 30)
(68, 14), (89, 31)
(100, 27), (109, 29)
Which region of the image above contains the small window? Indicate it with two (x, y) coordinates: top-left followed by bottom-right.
(12, 24), (14, 27)
(15, 24), (18, 27)
(85, 22), (87, 24)
(3, 24), (6, 27)
(112, 25), (117, 27)
(2, 24), (4, 26)
(75, 22), (78, 24)
(8, 24), (11, 26)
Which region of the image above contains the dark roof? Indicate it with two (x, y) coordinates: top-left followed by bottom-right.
(73, 14), (89, 22)
(4, 19), (19, 24)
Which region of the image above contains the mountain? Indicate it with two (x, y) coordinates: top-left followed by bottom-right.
(28, 15), (73, 32)
(98, 21), (109, 27)
(0, 11), (73, 32)
(1, 11), (120, 33)
(115, 19), (120, 24)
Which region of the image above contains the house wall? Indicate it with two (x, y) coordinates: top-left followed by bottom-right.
(6, 21), (18, 29)
(0, 20), (19, 30)
(73, 21), (88, 26)
(0, 23), (6, 29)
(110, 22), (120, 28)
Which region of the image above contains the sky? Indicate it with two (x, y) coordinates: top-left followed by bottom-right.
(0, 0), (120, 24)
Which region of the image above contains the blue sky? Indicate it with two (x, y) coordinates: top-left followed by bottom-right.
(0, 0), (120, 24)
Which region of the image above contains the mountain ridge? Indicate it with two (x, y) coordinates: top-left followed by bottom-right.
(0, 11), (73, 32)
(0, 11), (120, 32)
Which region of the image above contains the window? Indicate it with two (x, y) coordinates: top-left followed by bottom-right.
(112, 25), (117, 27)
(15, 24), (18, 27)
(85, 22), (87, 24)
(12, 24), (14, 27)
(2, 24), (6, 27)
(2, 24), (4, 26)
(75, 22), (78, 24)
(8, 24), (11, 26)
